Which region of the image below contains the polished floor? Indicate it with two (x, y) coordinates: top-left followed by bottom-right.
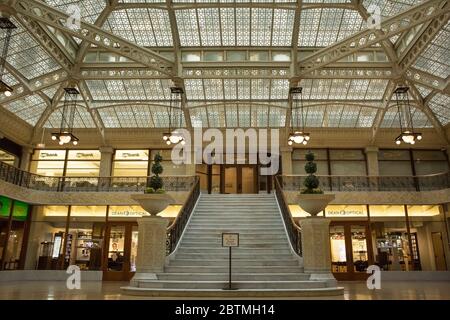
(0, 281), (449, 300)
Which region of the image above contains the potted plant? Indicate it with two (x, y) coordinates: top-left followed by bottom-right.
(297, 151), (335, 216)
(131, 153), (173, 216)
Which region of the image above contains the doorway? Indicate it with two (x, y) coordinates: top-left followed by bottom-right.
(330, 222), (374, 280)
(222, 165), (258, 194)
(103, 222), (138, 281)
(431, 232), (447, 271)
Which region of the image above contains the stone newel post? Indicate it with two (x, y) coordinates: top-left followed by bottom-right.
(299, 217), (337, 286)
(131, 216), (168, 285)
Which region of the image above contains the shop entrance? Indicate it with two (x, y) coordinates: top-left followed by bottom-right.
(329, 221), (374, 280)
(223, 165), (258, 194)
(103, 222), (138, 281)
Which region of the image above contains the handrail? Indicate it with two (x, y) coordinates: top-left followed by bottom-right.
(0, 161), (196, 192)
(274, 175), (302, 257)
(280, 172), (450, 192)
(166, 176), (200, 255)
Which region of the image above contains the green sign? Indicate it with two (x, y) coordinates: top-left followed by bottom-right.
(0, 195), (29, 221)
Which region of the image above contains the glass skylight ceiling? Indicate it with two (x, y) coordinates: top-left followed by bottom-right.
(97, 105), (185, 128)
(45, 105), (96, 128)
(2, 18), (60, 80)
(299, 8), (364, 47)
(413, 21), (450, 80)
(184, 79), (289, 101)
(44, 0), (106, 25)
(104, 9), (173, 47)
(381, 106), (432, 128)
(297, 105), (378, 128)
(428, 93), (450, 125)
(362, 0), (419, 19)
(4, 94), (47, 125)
(176, 8), (295, 46)
(189, 104), (286, 128)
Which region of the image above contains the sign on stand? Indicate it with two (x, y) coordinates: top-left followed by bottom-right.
(222, 233), (239, 290)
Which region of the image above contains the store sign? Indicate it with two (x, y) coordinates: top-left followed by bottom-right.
(110, 210), (145, 217)
(326, 205), (367, 217)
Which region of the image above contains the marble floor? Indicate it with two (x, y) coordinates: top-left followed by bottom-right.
(0, 281), (449, 300)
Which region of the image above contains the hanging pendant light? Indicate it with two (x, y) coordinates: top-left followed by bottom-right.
(288, 87), (310, 146)
(163, 86), (185, 145)
(394, 86), (422, 145)
(0, 16), (17, 97)
(51, 87), (80, 146)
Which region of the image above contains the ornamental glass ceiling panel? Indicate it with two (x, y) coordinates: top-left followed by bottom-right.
(104, 9), (173, 47)
(305, 106), (325, 127)
(45, 106), (96, 128)
(414, 84), (432, 98)
(41, 84), (61, 99)
(4, 94), (47, 125)
(357, 108), (377, 127)
(300, 79), (387, 100)
(1, 71), (18, 86)
(176, 8), (294, 46)
(44, 0), (106, 24)
(268, 108), (286, 127)
(428, 93), (450, 125)
(362, 0), (417, 19)
(2, 19), (60, 80)
(190, 107), (208, 127)
(226, 104), (238, 127)
(381, 106), (431, 128)
(207, 105), (226, 127)
(238, 105), (251, 127)
(413, 22), (450, 79)
(298, 9), (364, 47)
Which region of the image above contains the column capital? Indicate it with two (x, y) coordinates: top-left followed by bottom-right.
(364, 146), (379, 154)
(99, 146), (114, 154)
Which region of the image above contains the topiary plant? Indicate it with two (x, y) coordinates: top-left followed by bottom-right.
(301, 151), (324, 194)
(145, 152), (165, 193)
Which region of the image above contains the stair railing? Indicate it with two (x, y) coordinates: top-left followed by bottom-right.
(166, 176), (200, 255)
(274, 175), (302, 257)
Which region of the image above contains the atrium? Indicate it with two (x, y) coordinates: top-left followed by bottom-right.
(0, 0), (449, 302)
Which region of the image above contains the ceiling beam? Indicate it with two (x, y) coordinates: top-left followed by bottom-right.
(370, 80), (396, 144)
(405, 67), (447, 91)
(78, 80), (106, 144)
(297, 0), (450, 77)
(12, 0), (175, 76)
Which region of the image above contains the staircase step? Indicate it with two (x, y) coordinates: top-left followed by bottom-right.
(136, 280), (324, 290)
(180, 242), (288, 248)
(175, 247), (291, 254)
(168, 259), (299, 267)
(157, 273), (310, 281)
(165, 265), (302, 274)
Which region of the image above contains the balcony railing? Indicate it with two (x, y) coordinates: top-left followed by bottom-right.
(279, 172), (450, 192)
(0, 161), (196, 192)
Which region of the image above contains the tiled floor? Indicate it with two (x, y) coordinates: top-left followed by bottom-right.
(0, 281), (449, 300)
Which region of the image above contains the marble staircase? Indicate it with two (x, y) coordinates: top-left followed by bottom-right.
(122, 193), (343, 297)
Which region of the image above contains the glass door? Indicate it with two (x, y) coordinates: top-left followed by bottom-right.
(103, 222), (138, 281)
(330, 222), (373, 280)
(224, 167), (237, 194)
(241, 166), (256, 194)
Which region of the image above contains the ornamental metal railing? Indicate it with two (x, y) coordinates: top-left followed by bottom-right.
(166, 177), (200, 255)
(0, 161), (196, 192)
(279, 172), (450, 192)
(274, 175), (302, 257)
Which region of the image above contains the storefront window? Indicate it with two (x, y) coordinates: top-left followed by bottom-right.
(150, 150), (185, 175)
(65, 150), (101, 177)
(0, 149), (17, 166)
(330, 225), (347, 273)
(26, 206), (69, 270)
(112, 150), (148, 176)
(329, 149), (366, 176)
(378, 150), (412, 176)
(351, 225), (369, 272)
(412, 150), (449, 175)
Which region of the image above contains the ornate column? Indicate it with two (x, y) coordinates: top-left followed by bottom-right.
(130, 216), (169, 284)
(280, 146), (293, 175)
(364, 146), (379, 176)
(19, 146), (33, 171)
(299, 217), (336, 286)
(99, 146), (113, 177)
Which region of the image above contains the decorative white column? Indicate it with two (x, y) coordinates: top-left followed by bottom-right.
(299, 217), (337, 286)
(281, 146), (293, 175)
(20, 146), (33, 171)
(364, 146), (379, 176)
(130, 216), (169, 285)
(99, 146), (113, 177)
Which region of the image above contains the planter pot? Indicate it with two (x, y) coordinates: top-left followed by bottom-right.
(297, 194), (335, 216)
(131, 193), (174, 216)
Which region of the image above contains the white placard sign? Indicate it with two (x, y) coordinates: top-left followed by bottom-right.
(222, 233), (239, 247)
